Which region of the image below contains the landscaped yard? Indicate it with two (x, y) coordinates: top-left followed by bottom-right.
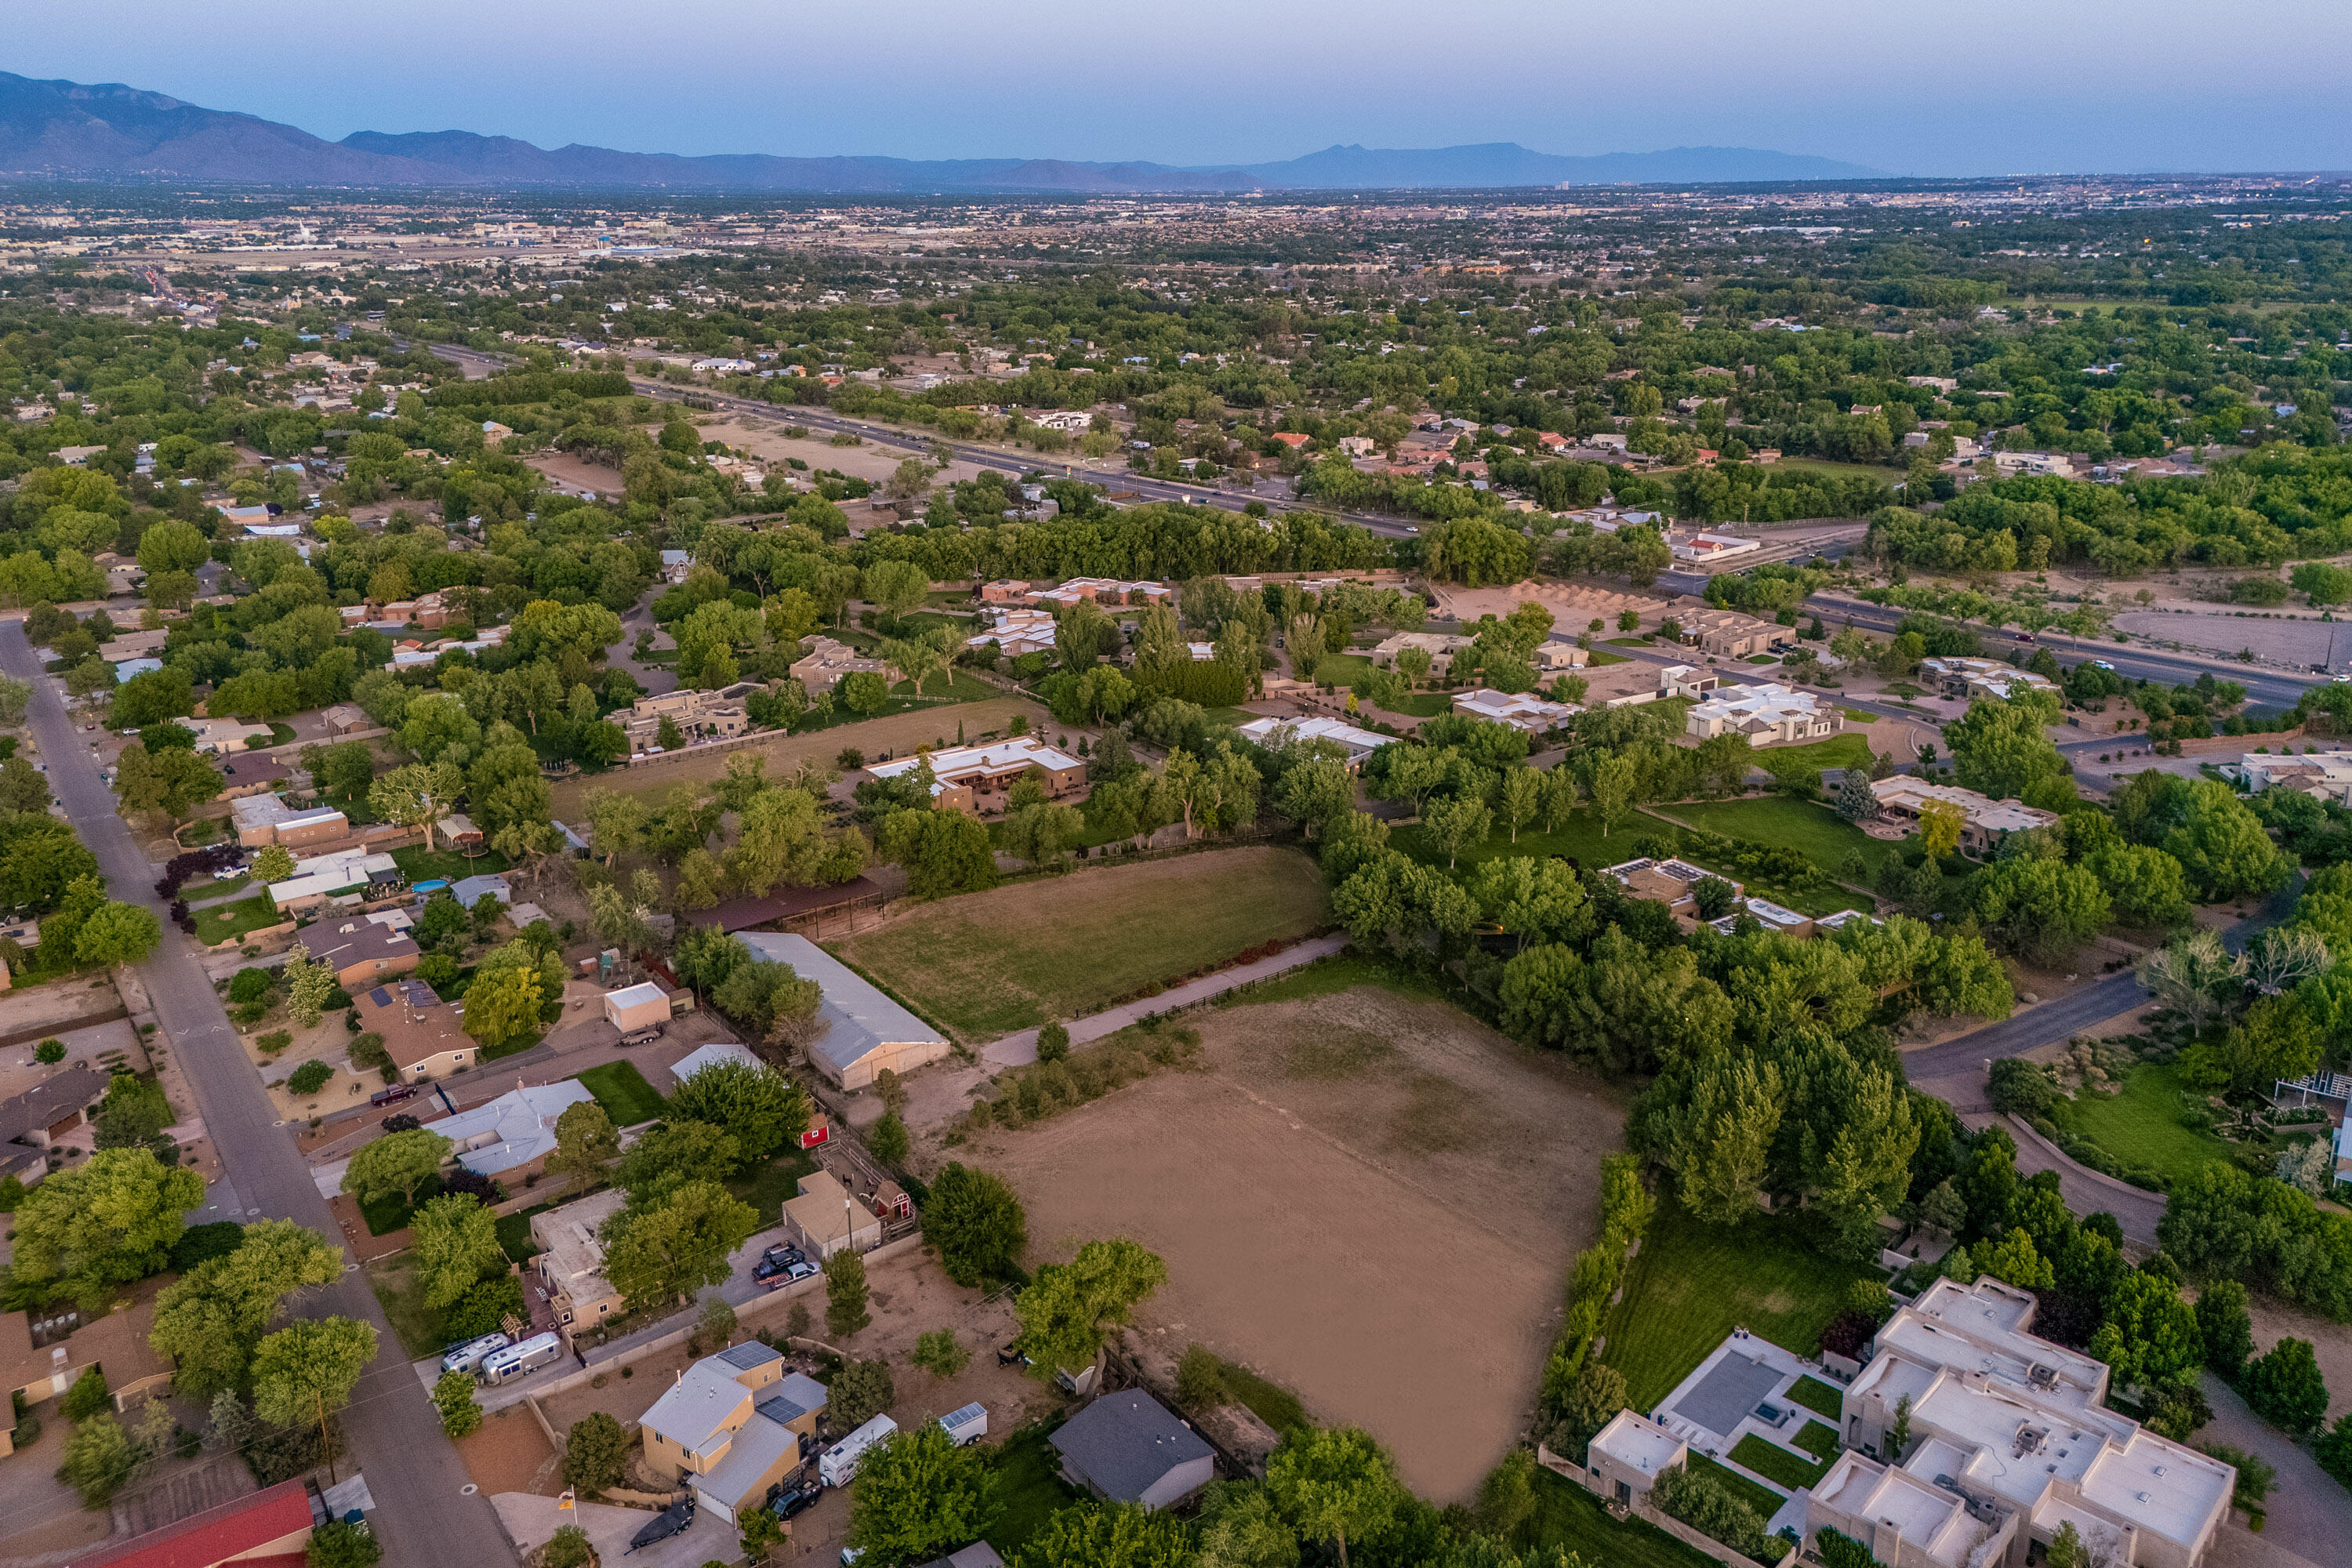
(180, 873), (251, 902)
(1693, 1452), (1788, 1515)
(982, 1422), (1079, 1560)
(1523, 1468), (1720, 1568)
(1599, 1196), (1879, 1410)
(194, 894), (286, 948)
(727, 1147), (822, 1225)
(1392, 803), (1631, 871)
(572, 1062), (667, 1127)
(1730, 1430), (1835, 1491)
(828, 846), (1330, 1037)
(1744, 734), (1875, 787)
(2050, 1061), (2234, 1187)
(391, 845), (512, 885)
(495, 1203), (554, 1264)
(1658, 797), (1904, 880)
(1787, 1376), (1844, 1419)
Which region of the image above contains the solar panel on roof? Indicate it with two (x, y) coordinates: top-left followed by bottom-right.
(369, 987), (391, 1007)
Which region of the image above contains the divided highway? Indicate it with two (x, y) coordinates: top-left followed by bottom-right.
(0, 624), (517, 1567)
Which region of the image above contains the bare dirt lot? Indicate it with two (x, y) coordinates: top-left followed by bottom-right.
(546, 695), (1051, 818)
(456, 1402), (561, 1497)
(967, 982), (1626, 1502)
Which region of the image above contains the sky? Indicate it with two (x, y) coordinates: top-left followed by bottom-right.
(10, 0), (2352, 178)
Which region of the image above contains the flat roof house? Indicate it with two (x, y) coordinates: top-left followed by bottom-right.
(640, 1341), (827, 1523)
(789, 636), (898, 691)
(1579, 1409), (1686, 1509)
(1235, 714), (1392, 769)
(781, 1167), (886, 1258)
(230, 794), (349, 848)
(2234, 749), (2352, 806)
(1454, 688), (1581, 734)
(737, 932), (949, 1089)
(1671, 607), (1796, 659)
(1684, 684), (1844, 744)
(266, 848), (400, 913)
(1048, 1390), (1214, 1511)
(1871, 778), (2060, 856)
(530, 1188), (629, 1344)
(866, 737), (1086, 816)
(603, 982), (670, 1035)
(1919, 656), (2060, 704)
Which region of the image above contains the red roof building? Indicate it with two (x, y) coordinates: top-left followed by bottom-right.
(71, 1477), (314, 1568)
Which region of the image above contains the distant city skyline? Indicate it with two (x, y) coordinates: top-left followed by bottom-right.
(9, 0), (2352, 179)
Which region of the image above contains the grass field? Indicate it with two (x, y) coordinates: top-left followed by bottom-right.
(2052, 1062), (2233, 1186)
(1219, 953), (1449, 1011)
(1218, 1357), (1309, 1435)
(829, 846), (1330, 1037)
(495, 1204), (553, 1264)
(1393, 803), (1631, 870)
(1661, 797), (1904, 880)
(194, 894), (285, 948)
(1788, 1377), (1844, 1418)
(180, 874), (250, 902)
(1747, 735), (1875, 786)
(1524, 1468), (1720, 1568)
(728, 1147), (822, 1225)
(1693, 1452), (1788, 1515)
(982, 1422), (1079, 1560)
(1729, 1432), (1831, 1492)
(1599, 1197), (1879, 1410)
(573, 1062), (666, 1126)
(391, 845), (512, 884)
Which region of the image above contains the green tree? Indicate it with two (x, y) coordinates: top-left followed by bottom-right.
(432, 1368), (483, 1438)
(1198, 1483), (1300, 1568)
(2195, 1279), (2256, 1380)
(459, 961), (543, 1052)
(830, 1358), (896, 1428)
(923, 1163), (1029, 1286)
(57, 1411), (142, 1508)
(615, 1119), (741, 1201)
(1421, 794), (1492, 868)
(408, 1192), (506, 1312)
(306, 1519), (383, 1568)
(912, 1328), (971, 1380)
(1968, 858), (2111, 966)
(2163, 780), (2295, 901)
(339, 1128), (452, 1209)
(869, 1112), (910, 1167)
(847, 1422), (1000, 1566)
(862, 559), (929, 628)
(2242, 1338), (2330, 1436)
(10, 1147), (205, 1306)
(545, 1101), (619, 1196)
(1014, 1239), (1167, 1381)
(1944, 694), (2071, 804)
(250, 1316), (377, 1468)
(826, 1247), (873, 1337)
(61, 1363), (112, 1420)
(1587, 753), (1637, 837)
(562, 1411), (631, 1496)
(1265, 1426), (1402, 1568)
(74, 901), (162, 966)
(603, 1181), (758, 1311)
(148, 1219), (343, 1400)
(1014, 1501), (1192, 1568)
(2089, 1272), (2202, 1394)
(667, 1058), (810, 1162)
(1656, 1060), (1782, 1225)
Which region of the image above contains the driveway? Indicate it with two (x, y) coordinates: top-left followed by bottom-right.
(2196, 1373), (2346, 1568)
(491, 1493), (733, 1568)
(0, 622), (520, 1568)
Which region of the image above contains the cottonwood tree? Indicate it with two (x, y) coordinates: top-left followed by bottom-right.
(250, 1317), (377, 1479)
(11, 1147), (206, 1307)
(148, 1220), (343, 1399)
(922, 1163), (1028, 1286)
(410, 1192), (506, 1312)
(604, 1181), (758, 1311)
(1265, 1426), (1403, 1568)
(847, 1424), (999, 1564)
(339, 1128), (451, 1209)
(1014, 1239), (1167, 1381)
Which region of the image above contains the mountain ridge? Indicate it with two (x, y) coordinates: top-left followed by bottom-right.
(0, 71), (1886, 190)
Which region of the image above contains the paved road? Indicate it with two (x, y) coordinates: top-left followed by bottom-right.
(0, 624), (518, 1568)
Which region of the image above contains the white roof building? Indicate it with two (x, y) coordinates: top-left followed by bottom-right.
(1871, 777), (2060, 849)
(435, 1080), (598, 1178)
(670, 1041), (763, 1083)
(1684, 683), (1844, 743)
(266, 848), (401, 908)
(1236, 714), (1392, 768)
(2232, 750), (2352, 806)
(866, 736), (1084, 800)
(736, 931), (949, 1089)
(1453, 688), (1581, 733)
(1921, 656), (2060, 703)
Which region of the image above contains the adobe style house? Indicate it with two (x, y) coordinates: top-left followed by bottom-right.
(531, 1188), (628, 1345)
(622, 684), (757, 750)
(789, 637), (898, 690)
(1671, 607), (1797, 659)
(1870, 778), (2060, 857)
(865, 737), (1085, 815)
(1683, 684), (1844, 744)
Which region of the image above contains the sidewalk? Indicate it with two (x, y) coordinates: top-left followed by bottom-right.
(980, 932), (1352, 1068)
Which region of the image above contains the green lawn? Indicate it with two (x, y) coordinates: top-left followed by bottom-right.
(1523, 1468), (1721, 1568)
(1729, 1432), (1830, 1492)
(1314, 653), (1376, 685)
(1839, 709), (1878, 724)
(1606, 636), (1657, 647)
(1694, 1452), (1789, 1513)
(180, 873), (251, 902)
(1660, 797), (1903, 881)
(1744, 655), (1782, 666)
(573, 1062), (667, 1127)
(983, 1422), (1080, 1560)
(1585, 649), (1630, 666)
(1747, 735), (1875, 787)
(788, 670), (1002, 734)
(359, 1174), (447, 1237)
(728, 1148), (822, 1225)
(1791, 1419), (1839, 1459)
(194, 894), (287, 948)
(1599, 1196), (1880, 1410)
(1787, 1377), (1844, 1419)
(366, 1261), (445, 1359)
(1392, 803), (1632, 871)
(391, 845), (513, 884)
(2052, 1062), (2234, 1187)
(829, 848), (1330, 1037)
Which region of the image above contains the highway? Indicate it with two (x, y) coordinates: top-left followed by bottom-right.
(0, 624), (518, 1567)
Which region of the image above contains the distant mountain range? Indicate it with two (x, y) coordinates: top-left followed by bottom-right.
(0, 71), (1886, 191)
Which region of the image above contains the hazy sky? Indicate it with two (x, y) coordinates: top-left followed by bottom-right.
(12, 0), (2352, 177)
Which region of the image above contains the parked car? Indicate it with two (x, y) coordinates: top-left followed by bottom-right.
(627, 1496), (695, 1552)
(2013, 630), (2035, 642)
(769, 1477), (822, 1521)
(784, 1260), (818, 1283)
(753, 1244), (807, 1285)
(370, 1085), (418, 1108)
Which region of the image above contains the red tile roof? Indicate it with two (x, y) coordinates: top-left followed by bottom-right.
(72, 1478), (314, 1568)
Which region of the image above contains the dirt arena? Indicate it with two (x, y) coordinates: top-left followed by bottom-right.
(970, 983), (1627, 1501)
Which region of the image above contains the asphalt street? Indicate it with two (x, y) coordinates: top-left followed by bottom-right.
(0, 623), (518, 1567)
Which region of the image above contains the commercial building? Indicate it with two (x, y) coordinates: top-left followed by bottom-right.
(1454, 688), (1581, 733)
(1683, 683), (1846, 743)
(1048, 1390), (1215, 1511)
(866, 737), (1086, 815)
(531, 1188), (629, 1343)
(1870, 779), (2060, 856)
(354, 978), (479, 1083)
(1814, 1276), (2234, 1568)
(1236, 714), (1391, 768)
(736, 931), (949, 1088)
(639, 1340), (829, 1523)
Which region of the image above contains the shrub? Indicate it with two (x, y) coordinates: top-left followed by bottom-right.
(232, 1001), (267, 1026)
(1036, 1022), (1071, 1063)
(256, 1030), (294, 1056)
(1987, 1058), (2058, 1119)
(305, 1519), (382, 1568)
(1651, 1463), (1771, 1560)
(829, 1359), (895, 1430)
(34, 1037), (65, 1065)
(60, 1366), (111, 1421)
(285, 1059), (332, 1096)
(349, 1033), (392, 1074)
(561, 1412), (630, 1496)
(541, 1525), (593, 1568)
(1176, 1345), (1229, 1410)
(228, 968), (274, 1004)
(911, 1329), (969, 1380)
(441, 1276), (526, 1341)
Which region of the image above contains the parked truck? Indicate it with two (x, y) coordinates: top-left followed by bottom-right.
(819, 1414), (898, 1487)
